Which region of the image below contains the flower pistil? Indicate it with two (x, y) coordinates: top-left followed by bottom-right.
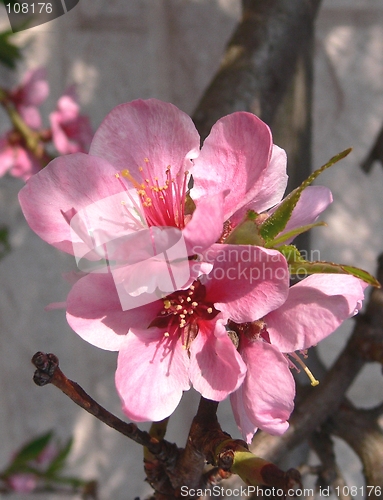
(150, 280), (219, 349)
(120, 158), (189, 229)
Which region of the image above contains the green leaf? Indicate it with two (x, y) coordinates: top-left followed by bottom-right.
(264, 221), (327, 248)
(279, 245), (380, 288)
(7, 431), (53, 472)
(0, 29), (22, 68)
(259, 148), (352, 242)
(46, 438), (73, 476)
(224, 218), (265, 245)
(46, 475), (90, 488)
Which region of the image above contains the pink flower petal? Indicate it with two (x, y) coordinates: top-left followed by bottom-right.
(0, 137), (14, 176)
(203, 244), (289, 322)
(183, 192), (225, 255)
(189, 320), (247, 400)
(116, 329), (190, 421)
(271, 186), (333, 244)
(231, 340), (295, 443)
(66, 272), (161, 350)
(0, 137), (41, 180)
(230, 145), (288, 227)
(17, 67), (49, 106)
(265, 274), (368, 353)
(11, 68), (49, 129)
(19, 106), (42, 130)
(7, 474), (38, 493)
(230, 388), (257, 444)
(252, 145), (288, 212)
(89, 99), (200, 184)
(18, 153), (133, 254)
(191, 112), (272, 220)
(9, 146), (41, 180)
(50, 91), (93, 155)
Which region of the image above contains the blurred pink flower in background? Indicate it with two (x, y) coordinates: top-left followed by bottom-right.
(5, 442), (57, 494)
(0, 135), (42, 180)
(9, 67), (49, 129)
(49, 86), (93, 155)
(0, 68), (92, 181)
(7, 473), (38, 493)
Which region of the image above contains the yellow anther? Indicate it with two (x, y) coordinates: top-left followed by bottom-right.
(121, 169), (142, 189)
(164, 300), (171, 309)
(192, 302), (198, 307)
(164, 332), (170, 337)
(179, 314), (186, 319)
(183, 310), (188, 315)
(207, 307), (213, 314)
(176, 305), (183, 311)
(292, 353), (320, 387)
(186, 297), (192, 302)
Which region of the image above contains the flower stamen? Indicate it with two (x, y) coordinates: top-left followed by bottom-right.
(150, 280), (219, 350)
(289, 352), (319, 387)
(119, 159), (190, 229)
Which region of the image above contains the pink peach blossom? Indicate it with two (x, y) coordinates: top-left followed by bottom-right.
(10, 67), (49, 129)
(19, 99), (292, 421)
(0, 135), (42, 181)
(7, 473), (38, 493)
(230, 273), (368, 443)
(19, 99), (282, 302)
(18, 98), (365, 436)
(49, 87), (93, 155)
(66, 245), (289, 421)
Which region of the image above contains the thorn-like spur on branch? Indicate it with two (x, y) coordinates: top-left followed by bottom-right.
(175, 397), (302, 494)
(31, 352), (179, 464)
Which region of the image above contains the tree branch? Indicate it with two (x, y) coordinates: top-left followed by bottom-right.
(31, 352), (179, 465)
(193, 0), (322, 139)
(326, 401), (383, 499)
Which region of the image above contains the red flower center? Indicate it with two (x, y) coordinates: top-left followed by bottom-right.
(150, 280), (219, 349)
(118, 158), (189, 229)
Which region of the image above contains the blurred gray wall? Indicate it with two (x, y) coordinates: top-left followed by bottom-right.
(0, 1), (383, 498)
